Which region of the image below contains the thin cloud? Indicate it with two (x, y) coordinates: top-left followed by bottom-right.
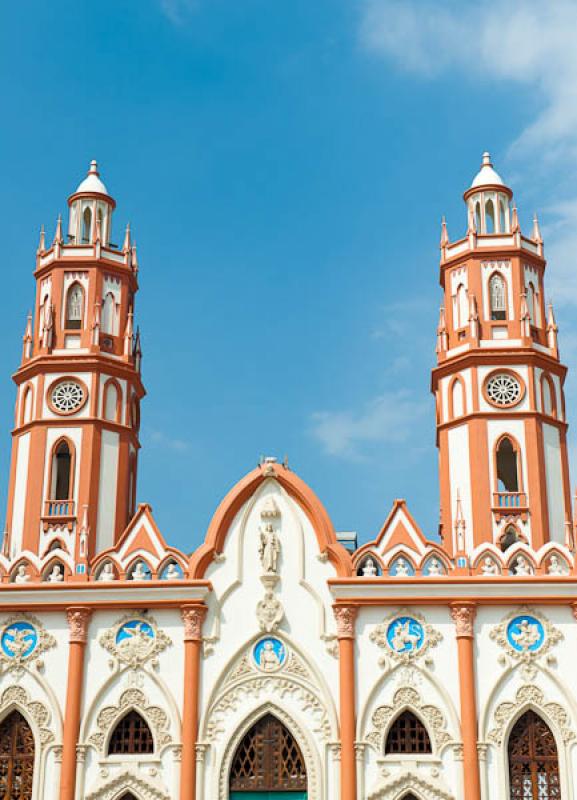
(159, 0), (199, 25)
(148, 429), (190, 453)
(311, 389), (429, 460)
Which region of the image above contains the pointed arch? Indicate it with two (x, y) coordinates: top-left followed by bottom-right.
(101, 291), (116, 335)
(0, 710), (35, 799)
(355, 552), (383, 577)
(448, 375), (466, 419)
(454, 284), (468, 329)
(499, 197), (508, 232)
(82, 206), (92, 243)
(474, 201), (482, 232)
(489, 271), (507, 321)
(385, 710), (432, 754)
(507, 710), (560, 798)
(65, 282), (85, 330)
(494, 434), (524, 497)
(485, 197), (495, 233)
(103, 378), (122, 423)
(108, 710), (154, 755)
(541, 373), (557, 418)
(20, 383), (34, 426)
(48, 437), (75, 503)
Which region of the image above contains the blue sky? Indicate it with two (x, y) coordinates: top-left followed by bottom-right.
(2, 0), (577, 552)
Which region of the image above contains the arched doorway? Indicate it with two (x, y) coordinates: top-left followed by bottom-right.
(508, 710), (560, 798)
(0, 710), (35, 798)
(230, 713), (307, 798)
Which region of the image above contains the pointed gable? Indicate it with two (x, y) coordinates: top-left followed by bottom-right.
(369, 500), (429, 564)
(114, 503), (172, 568)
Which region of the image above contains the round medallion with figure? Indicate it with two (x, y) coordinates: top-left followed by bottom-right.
(253, 637), (286, 672)
(1, 622), (38, 661)
(115, 619), (155, 660)
(506, 615), (545, 653)
(386, 616), (425, 654)
(48, 378), (88, 415)
(484, 371), (524, 408)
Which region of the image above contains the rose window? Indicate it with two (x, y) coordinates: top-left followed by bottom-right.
(51, 381), (85, 413)
(486, 373), (522, 407)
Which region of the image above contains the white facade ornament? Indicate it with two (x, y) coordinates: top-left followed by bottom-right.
(427, 558), (442, 575)
(84, 767), (171, 800)
(260, 496), (281, 519)
(99, 612), (172, 669)
(256, 575), (284, 632)
(0, 613), (56, 674)
(488, 684), (574, 745)
(393, 558), (410, 576)
(368, 768), (456, 800)
(362, 557), (378, 576)
(365, 686), (451, 753)
(370, 608), (442, 667)
(489, 607), (562, 680)
(47, 564), (64, 582)
(547, 554), (566, 575)
(131, 561), (149, 580)
(259, 523), (280, 574)
(88, 688), (172, 752)
(513, 555), (533, 575)
(98, 562), (116, 581)
(481, 556), (499, 575)
(0, 685), (54, 747)
(14, 564), (30, 583)
(165, 562), (179, 579)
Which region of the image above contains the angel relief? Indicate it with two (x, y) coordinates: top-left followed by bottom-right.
(259, 523), (281, 574)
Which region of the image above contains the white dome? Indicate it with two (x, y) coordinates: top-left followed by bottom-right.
(470, 152), (505, 189)
(74, 160), (110, 196)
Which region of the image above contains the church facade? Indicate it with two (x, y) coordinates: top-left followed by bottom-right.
(0, 155), (574, 800)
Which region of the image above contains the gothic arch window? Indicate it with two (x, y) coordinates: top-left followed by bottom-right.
(495, 436), (521, 494)
(101, 292), (116, 335)
(486, 198), (495, 233)
(50, 439), (74, 501)
(450, 376), (466, 418)
(229, 714), (307, 793)
(475, 201), (482, 232)
(65, 283), (85, 330)
(82, 207), (92, 243)
(526, 282), (536, 325)
(541, 374), (557, 418)
(21, 385), (33, 425)
(103, 379), (121, 422)
(385, 711), (432, 755)
(499, 198), (508, 232)
(489, 272), (507, 321)
(455, 284), (468, 329)
(0, 710), (35, 799)
(108, 711), (154, 756)
(508, 710), (560, 799)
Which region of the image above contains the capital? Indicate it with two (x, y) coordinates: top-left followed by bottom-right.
(181, 604), (207, 642)
(66, 607), (92, 643)
(450, 603), (476, 638)
(333, 604), (358, 639)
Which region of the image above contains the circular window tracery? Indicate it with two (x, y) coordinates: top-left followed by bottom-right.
(485, 372), (522, 407)
(50, 380), (86, 414)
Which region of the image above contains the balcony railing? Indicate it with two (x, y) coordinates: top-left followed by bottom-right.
(44, 500), (75, 518)
(492, 492), (528, 521)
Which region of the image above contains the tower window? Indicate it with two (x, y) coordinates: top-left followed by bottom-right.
(455, 284), (468, 329)
(475, 201), (481, 232)
(385, 711), (432, 754)
(101, 292), (116, 335)
(496, 437), (519, 493)
(52, 441), (72, 500)
(82, 207), (92, 243)
(108, 711), (154, 755)
(499, 198), (508, 232)
(489, 273), (507, 320)
(65, 283), (85, 330)
(485, 198), (495, 233)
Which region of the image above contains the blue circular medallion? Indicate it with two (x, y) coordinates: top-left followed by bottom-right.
(116, 619), (155, 646)
(253, 637), (286, 672)
(1, 622), (38, 660)
(506, 615), (544, 653)
(386, 617), (424, 654)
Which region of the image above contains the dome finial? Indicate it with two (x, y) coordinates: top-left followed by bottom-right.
(88, 159), (99, 176)
(482, 151), (492, 167)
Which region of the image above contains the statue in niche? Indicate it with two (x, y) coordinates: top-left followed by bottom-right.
(256, 586), (284, 632)
(427, 558), (442, 575)
(394, 558), (410, 576)
(547, 555), (565, 575)
(131, 561), (148, 581)
(362, 558), (378, 577)
(165, 563), (180, 580)
(481, 557), (499, 575)
(14, 565), (30, 584)
(513, 556), (533, 576)
(47, 564), (64, 583)
(98, 563), (116, 582)
(259, 523), (280, 574)
(259, 640), (281, 671)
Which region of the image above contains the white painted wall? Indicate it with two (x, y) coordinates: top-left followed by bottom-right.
(10, 432), (30, 557)
(543, 423), (566, 544)
(96, 430), (119, 552)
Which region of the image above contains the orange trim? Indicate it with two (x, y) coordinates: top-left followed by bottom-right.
(333, 605), (358, 800)
(47, 436), (76, 503)
(468, 417), (491, 546)
(46, 376), (89, 416)
(180, 605), (207, 800)
(451, 604), (481, 800)
(189, 463), (352, 578)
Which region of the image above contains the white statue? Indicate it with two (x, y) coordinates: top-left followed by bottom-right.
(391, 620), (420, 652)
(394, 558), (410, 576)
(427, 558), (442, 576)
(259, 523), (280, 574)
(481, 557), (499, 575)
(514, 556), (532, 576)
(362, 557), (378, 577)
(14, 564), (30, 584)
(131, 561), (148, 581)
(259, 640), (281, 671)
(98, 562), (116, 582)
(511, 619), (541, 651)
(547, 555), (565, 575)
(48, 564), (64, 583)
(165, 563), (180, 580)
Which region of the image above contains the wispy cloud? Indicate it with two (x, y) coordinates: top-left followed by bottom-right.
(311, 389), (429, 460)
(148, 429), (190, 452)
(159, 0), (198, 25)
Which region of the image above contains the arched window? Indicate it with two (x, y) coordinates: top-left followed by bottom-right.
(500, 525), (519, 552)
(82, 207), (92, 243)
(485, 198), (495, 233)
(451, 378), (465, 418)
(0, 710), (35, 799)
(455, 284), (468, 329)
(385, 711), (432, 755)
(101, 292), (116, 335)
(103, 381), (120, 422)
(475, 201), (482, 232)
(496, 437), (520, 493)
(108, 711), (154, 755)
(499, 198), (508, 232)
(21, 386), (33, 425)
(51, 440), (72, 500)
(230, 714), (307, 794)
(489, 273), (507, 320)
(526, 282), (536, 325)
(65, 283), (84, 330)
(508, 710), (560, 798)
(541, 374), (556, 417)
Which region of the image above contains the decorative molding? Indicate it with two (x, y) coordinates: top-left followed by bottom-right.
(365, 686), (451, 754)
(450, 605), (476, 638)
(489, 607), (562, 680)
(488, 684), (574, 746)
(368, 769), (455, 800)
(181, 605), (207, 642)
(67, 607), (92, 643)
(370, 608), (442, 667)
(0, 685), (54, 747)
(256, 576), (284, 633)
(88, 688), (172, 753)
(0, 613), (56, 673)
(99, 612), (171, 669)
(333, 605), (358, 639)
(84, 768), (171, 800)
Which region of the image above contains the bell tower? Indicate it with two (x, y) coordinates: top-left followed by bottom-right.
(4, 161), (145, 574)
(432, 153), (572, 558)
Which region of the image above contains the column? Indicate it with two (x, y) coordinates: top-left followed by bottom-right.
(333, 604), (358, 800)
(451, 603), (481, 800)
(60, 607), (92, 800)
(180, 604), (207, 800)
